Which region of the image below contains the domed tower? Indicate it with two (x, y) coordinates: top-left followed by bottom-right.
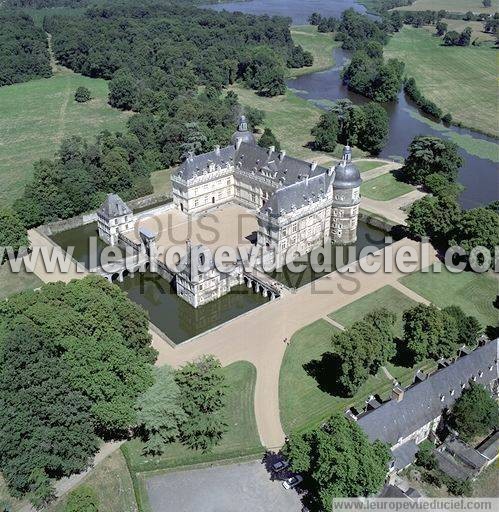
(231, 115), (256, 146)
(331, 146), (362, 244)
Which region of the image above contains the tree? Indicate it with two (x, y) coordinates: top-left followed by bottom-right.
(406, 195), (461, 247)
(258, 127), (281, 151)
(333, 309), (396, 395)
(443, 31), (461, 46)
(64, 486), (99, 512)
(451, 207), (499, 256)
(0, 321), (99, 503)
(308, 12), (322, 26)
(0, 208), (29, 262)
(424, 173), (462, 200)
(402, 304), (460, 362)
(257, 67), (286, 97)
(458, 27), (472, 47)
(136, 366), (187, 455)
(415, 440), (437, 470)
(357, 102), (388, 154)
(436, 21), (447, 36)
(284, 414), (390, 510)
(450, 383), (499, 442)
(403, 136), (463, 185)
(442, 306), (482, 346)
(74, 86), (91, 103)
(175, 355), (228, 452)
(312, 111), (339, 152)
(244, 107), (264, 130)
(108, 68), (138, 110)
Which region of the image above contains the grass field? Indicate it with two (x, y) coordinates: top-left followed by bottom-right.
(123, 361), (263, 474)
(393, 0), (497, 14)
(355, 160), (388, 172)
(422, 19), (496, 43)
(0, 264), (43, 300)
(48, 450), (138, 512)
(400, 265), (498, 327)
(385, 26), (497, 137)
(289, 25), (337, 77)
(279, 319), (398, 434)
(0, 67), (130, 207)
(328, 285), (418, 337)
(150, 168), (173, 195)
(360, 171), (414, 200)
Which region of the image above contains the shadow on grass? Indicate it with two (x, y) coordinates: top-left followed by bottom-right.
(390, 338), (416, 368)
(303, 351), (351, 398)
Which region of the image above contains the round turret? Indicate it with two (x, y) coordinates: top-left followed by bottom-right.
(231, 115), (256, 145)
(333, 146), (361, 189)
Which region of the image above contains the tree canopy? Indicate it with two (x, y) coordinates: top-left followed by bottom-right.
(284, 413), (390, 510)
(450, 383), (499, 442)
(0, 13), (51, 87)
(258, 127), (281, 151)
(0, 208), (29, 262)
(174, 355), (228, 452)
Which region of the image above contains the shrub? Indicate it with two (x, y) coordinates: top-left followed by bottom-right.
(74, 86), (91, 103)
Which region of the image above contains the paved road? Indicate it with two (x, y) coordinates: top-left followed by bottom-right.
(146, 460), (303, 512)
(152, 238), (437, 449)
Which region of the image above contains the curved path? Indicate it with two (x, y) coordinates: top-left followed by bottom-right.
(26, 230), (435, 450)
(152, 237), (436, 449)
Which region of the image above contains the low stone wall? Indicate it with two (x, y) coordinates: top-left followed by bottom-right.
(359, 209), (398, 233)
(37, 192), (173, 236)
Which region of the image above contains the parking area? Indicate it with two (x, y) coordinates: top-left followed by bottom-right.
(145, 459), (303, 512)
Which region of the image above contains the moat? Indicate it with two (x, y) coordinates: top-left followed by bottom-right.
(51, 220), (387, 343)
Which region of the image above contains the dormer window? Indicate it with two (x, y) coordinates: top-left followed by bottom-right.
(478, 370), (483, 377)
(440, 395), (445, 402)
(461, 382), (466, 389)
(472, 375), (477, 382)
(450, 389), (455, 396)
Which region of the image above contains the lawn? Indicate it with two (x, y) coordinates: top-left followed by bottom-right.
(122, 361), (263, 474)
(150, 168), (173, 195)
(289, 25), (337, 77)
(355, 160), (388, 173)
(279, 319), (397, 434)
(328, 285), (418, 337)
(393, 0), (497, 14)
(360, 171), (414, 200)
(0, 67), (130, 207)
(0, 263), (43, 300)
(48, 450), (138, 512)
(400, 265), (499, 328)
(385, 26), (497, 137)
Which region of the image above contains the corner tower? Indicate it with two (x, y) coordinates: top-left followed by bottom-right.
(331, 146), (362, 244)
(231, 115), (256, 146)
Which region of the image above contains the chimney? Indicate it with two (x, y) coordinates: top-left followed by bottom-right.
(214, 145), (220, 156)
(235, 137), (243, 150)
(391, 385), (404, 403)
(268, 145), (275, 157)
(279, 150), (286, 161)
(310, 161), (317, 172)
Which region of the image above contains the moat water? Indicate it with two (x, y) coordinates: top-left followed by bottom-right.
(204, 0), (499, 209)
(51, 220), (388, 343)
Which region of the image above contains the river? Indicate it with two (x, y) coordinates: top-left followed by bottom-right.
(204, 0), (499, 209)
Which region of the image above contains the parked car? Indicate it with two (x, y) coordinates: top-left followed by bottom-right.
(272, 459), (290, 472)
(282, 475), (303, 490)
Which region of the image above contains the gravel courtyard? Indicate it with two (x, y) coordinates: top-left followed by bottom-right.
(145, 460), (303, 512)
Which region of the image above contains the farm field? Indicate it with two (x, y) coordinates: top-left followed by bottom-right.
(393, 0), (497, 14)
(400, 265), (498, 328)
(0, 68), (130, 207)
(360, 171), (414, 200)
(385, 26), (497, 137)
(422, 19), (496, 43)
(289, 25), (336, 77)
(122, 361), (263, 474)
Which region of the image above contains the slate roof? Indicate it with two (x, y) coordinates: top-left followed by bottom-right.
(357, 339), (498, 446)
(476, 430), (499, 461)
(98, 194), (132, 219)
(434, 450), (473, 481)
(391, 440), (419, 471)
(444, 439), (488, 470)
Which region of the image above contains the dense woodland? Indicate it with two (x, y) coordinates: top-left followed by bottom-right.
(44, 2), (311, 104)
(0, 13), (51, 86)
